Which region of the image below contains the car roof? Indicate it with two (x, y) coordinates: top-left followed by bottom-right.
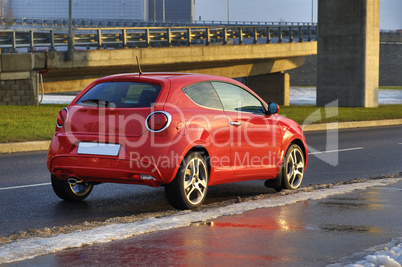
(97, 72), (235, 84)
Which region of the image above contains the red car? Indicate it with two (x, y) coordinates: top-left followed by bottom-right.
(47, 73), (307, 210)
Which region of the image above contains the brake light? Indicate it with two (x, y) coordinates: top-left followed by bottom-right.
(146, 111), (171, 132)
(56, 108), (69, 128)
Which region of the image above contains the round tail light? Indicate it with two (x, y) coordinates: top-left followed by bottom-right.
(56, 108), (69, 128)
(146, 111), (171, 132)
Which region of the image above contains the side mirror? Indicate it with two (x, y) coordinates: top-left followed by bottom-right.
(267, 102), (280, 115)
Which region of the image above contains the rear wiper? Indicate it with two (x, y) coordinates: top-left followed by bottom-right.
(80, 99), (110, 107)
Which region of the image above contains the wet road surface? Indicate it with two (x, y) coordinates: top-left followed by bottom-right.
(0, 126), (401, 238)
(9, 180), (402, 266)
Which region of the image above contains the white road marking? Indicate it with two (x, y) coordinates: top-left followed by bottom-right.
(0, 146), (369, 189)
(0, 183), (51, 191)
(309, 147), (364, 155)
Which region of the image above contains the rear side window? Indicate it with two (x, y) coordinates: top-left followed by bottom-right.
(211, 82), (264, 114)
(76, 82), (161, 108)
(183, 82), (223, 110)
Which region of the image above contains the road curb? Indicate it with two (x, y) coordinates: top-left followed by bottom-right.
(0, 119), (401, 154)
(302, 118), (402, 132)
(0, 141), (51, 154)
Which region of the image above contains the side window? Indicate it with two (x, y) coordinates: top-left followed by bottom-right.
(183, 82), (223, 110)
(211, 82), (265, 114)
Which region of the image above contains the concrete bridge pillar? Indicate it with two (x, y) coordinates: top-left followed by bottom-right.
(0, 71), (38, 105)
(0, 54), (44, 105)
(246, 72), (289, 106)
(317, 0), (380, 107)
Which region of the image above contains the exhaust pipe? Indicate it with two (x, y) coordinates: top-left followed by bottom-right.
(67, 177), (82, 186)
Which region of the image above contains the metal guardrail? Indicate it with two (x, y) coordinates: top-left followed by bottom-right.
(0, 25), (317, 53)
(3, 17), (317, 28)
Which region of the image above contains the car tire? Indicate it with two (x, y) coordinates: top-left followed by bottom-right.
(51, 175), (93, 201)
(281, 144), (305, 190)
(165, 152), (209, 210)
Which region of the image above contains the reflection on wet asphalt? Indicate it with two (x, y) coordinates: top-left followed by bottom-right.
(13, 181), (402, 267)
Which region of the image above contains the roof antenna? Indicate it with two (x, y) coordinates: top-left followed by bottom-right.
(136, 56), (143, 75)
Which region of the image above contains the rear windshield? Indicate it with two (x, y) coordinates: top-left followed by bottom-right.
(76, 82), (161, 108)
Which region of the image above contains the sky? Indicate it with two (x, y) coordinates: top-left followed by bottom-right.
(195, 0), (402, 30)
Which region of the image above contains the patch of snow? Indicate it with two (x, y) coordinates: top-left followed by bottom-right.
(40, 94), (76, 104)
(0, 178), (401, 264)
(289, 87), (402, 105)
(329, 238), (402, 267)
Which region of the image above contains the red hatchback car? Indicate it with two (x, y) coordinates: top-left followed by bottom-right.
(47, 73), (308, 210)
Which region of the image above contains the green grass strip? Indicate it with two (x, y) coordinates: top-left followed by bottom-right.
(0, 104), (401, 143)
(0, 105), (65, 143)
(280, 105), (402, 125)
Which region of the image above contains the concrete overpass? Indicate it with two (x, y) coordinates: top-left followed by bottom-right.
(0, 0), (382, 108)
(0, 25), (317, 106)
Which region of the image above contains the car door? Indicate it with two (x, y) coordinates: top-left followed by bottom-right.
(211, 81), (282, 177)
(180, 82), (233, 178)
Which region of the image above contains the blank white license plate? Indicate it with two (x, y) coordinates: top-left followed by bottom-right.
(77, 142), (121, 156)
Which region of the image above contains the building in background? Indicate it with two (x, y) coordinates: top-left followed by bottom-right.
(3, 0), (149, 20)
(1, 0), (195, 22)
(148, 0), (195, 22)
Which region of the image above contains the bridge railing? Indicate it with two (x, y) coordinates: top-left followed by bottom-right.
(0, 25), (317, 53)
(2, 16), (316, 28)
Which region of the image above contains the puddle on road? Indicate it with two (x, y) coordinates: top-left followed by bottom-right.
(319, 201), (383, 210)
(322, 224), (383, 234)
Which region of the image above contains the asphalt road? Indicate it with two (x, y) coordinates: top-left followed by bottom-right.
(13, 180), (402, 267)
(0, 125), (401, 238)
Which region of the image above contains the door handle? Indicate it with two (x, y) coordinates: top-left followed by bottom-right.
(230, 121), (242, 126)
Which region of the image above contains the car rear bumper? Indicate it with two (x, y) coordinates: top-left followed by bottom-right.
(47, 132), (188, 186)
(49, 155), (165, 187)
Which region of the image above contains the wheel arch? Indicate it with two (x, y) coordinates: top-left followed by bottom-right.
(291, 138), (307, 159)
(166, 144), (211, 185)
(288, 138), (308, 170)
(187, 145), (211, 174)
